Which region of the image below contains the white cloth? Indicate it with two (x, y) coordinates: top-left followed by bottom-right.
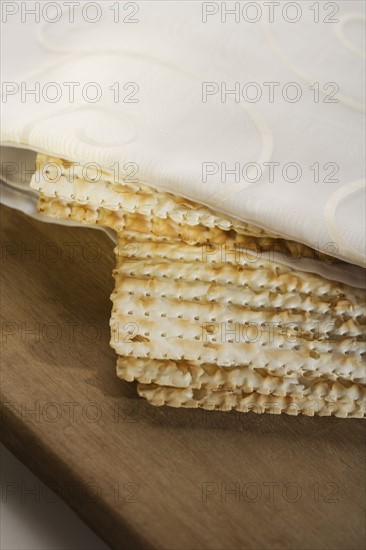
(1, 1), (365, 278)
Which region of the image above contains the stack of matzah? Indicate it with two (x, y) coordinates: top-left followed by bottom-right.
(31, 155), (366, 418)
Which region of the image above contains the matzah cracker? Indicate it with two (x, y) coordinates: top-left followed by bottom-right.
(117, 357), (365, 400)
(37, 191), (336, 264)
(32, 155), (366, 418)
(109, 236), (365, 379)
(33, 153), (340, 264)
(32, 154), (276, 236)
(137, 383), (365, 418)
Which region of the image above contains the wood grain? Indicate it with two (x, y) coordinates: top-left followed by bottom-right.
(1, 204), (365, 550)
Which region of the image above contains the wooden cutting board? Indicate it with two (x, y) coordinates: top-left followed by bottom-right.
(1, 204), (365, 550)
